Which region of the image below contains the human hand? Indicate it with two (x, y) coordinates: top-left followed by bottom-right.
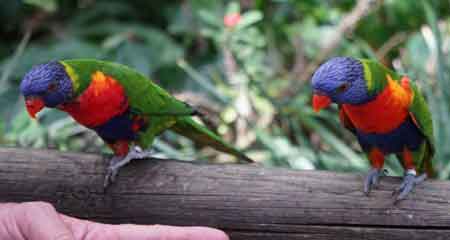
(0, 201), (229, 240)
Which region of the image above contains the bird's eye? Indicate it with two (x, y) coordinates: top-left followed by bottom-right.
(47, 83), (57, 91)
(336, 83), (350, 94)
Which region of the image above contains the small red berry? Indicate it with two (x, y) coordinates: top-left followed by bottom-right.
(224, 13), (241, 27)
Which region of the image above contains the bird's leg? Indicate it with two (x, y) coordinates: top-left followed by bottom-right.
(364, 148), (386, 195)
(104, 146), (154, 188)
(392, 148), (427, 203)
(393, 170), (426, 203)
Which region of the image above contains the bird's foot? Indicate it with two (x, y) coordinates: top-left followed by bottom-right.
(103, 146), (154, 189)
(392, 170), (427, 203)
(364, 168), (387, 195)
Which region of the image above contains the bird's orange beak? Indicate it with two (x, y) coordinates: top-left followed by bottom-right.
(25, 97), (45, 119)
(312, 94), (331, 112)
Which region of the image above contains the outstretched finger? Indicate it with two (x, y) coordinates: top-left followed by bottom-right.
(114, 225), (229, 240)
(3, 202), (75, 240)
(61, 215), (229, 240)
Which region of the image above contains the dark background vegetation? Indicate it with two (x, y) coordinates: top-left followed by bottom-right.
(2, 0), (450, 178)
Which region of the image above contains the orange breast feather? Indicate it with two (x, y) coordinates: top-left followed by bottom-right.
(342, 75), (413, 134)
(60, 71), (129, 128)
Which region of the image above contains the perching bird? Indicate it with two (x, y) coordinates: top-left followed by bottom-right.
(20, 59), (253, 187)
(311, 57), (434, 202)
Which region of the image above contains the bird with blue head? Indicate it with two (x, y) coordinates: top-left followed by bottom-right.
(312, 57), (374, 108)
(19, 60), (166, 188)
(20, 59), (255, 189)
(311, 57), (434, 203)
(20, 61), (73, 118)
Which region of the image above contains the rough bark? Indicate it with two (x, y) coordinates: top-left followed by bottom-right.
(0, 147), (449, 240)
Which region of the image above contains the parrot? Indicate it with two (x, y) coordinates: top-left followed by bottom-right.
(20, 59), (254, 187)
(311, 57), (434, 202)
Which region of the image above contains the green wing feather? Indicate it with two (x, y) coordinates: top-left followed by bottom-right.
(358, 58), (398, 95)
(61, 59), (253, 163)
(408, 81), (435, 175)
(408, 82), (435, 149)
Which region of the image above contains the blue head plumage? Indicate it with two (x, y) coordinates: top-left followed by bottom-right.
(20, 61), (73, 108)
(311, 57), (372, 105)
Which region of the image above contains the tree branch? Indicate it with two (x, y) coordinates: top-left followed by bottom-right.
(1, 147), (449, 240)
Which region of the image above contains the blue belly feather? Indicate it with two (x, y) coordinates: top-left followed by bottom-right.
(92, 110), (138, 143)
(356, 117), (424, 153)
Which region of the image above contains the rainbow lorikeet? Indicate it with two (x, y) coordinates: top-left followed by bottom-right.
(311, 57), (434, 202)
(20, 59), (254, 187)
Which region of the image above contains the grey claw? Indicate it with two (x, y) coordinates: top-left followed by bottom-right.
(103, 167), (116, 189)
(364, 168), (385, 195)
(392, 178), (408, 197)
(393, 173), (427, 203)
(103, 146), (154, 189)
(103, 176), (110, 189)
(103, 163), (123, 189)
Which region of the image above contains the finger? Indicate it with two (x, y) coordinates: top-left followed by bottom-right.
(114, 225), (230, 240)
(0, 203), (20, 239)
(60, 215), (92, 239)
(10, 202), (75, 240)
(61, 215), (228, 240)
(0, 202), (74, 240)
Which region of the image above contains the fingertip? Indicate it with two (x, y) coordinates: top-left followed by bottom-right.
(183, 226), (229, 240)
(114, 224), (229, 240)
(142, 225), (230, 240)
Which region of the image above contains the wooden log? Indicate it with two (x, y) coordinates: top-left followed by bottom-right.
(0, 147), (449, 240)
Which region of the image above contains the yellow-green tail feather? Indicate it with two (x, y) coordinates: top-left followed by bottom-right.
(170, 117), (254, 163)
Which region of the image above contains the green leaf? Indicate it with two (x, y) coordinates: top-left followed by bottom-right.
(236, 11), (263, 30)
(226, 2), (240, 15)
(198, 10), (221, 27)
(24, 0), (57, 12)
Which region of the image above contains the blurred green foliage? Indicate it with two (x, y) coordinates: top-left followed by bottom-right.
(2, 0), (450, 178)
